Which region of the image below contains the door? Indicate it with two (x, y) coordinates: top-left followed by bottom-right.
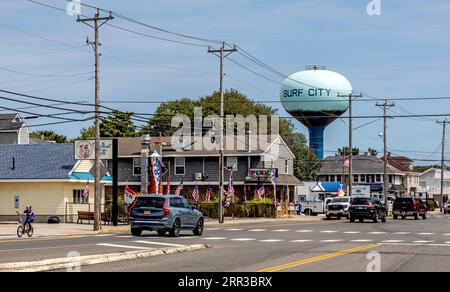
(169, 197), (188, 226)
(181, 198), (197, 227)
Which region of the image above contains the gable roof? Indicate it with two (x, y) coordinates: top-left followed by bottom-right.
(0, 114), (25, 132)
(319, 155), (404, 175)
(0, 144), (76, 180)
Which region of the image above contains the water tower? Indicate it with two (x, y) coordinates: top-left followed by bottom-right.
(280, 66), (352, 160)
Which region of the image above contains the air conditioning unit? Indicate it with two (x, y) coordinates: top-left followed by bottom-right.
(194, 173), (204, 181)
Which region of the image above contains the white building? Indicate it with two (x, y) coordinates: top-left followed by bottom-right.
(419, 168), (450, 203)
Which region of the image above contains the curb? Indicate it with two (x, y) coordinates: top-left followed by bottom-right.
(97, 227), (130, 234)
(0, 244), (209, 272)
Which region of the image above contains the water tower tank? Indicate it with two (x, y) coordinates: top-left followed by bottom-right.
(280, 66), (352, 160)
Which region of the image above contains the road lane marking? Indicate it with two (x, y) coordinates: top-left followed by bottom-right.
(116, 235), (134, 238)
(320, 231), (338, 234)
(259, 239), (284, 243)
(368, 232), (386, 235)
(273, 229), (290, 232)
(257, 244), (379, 272)
(382, 240), (404, 243)
(231, 238), (256, 241)
(351, 239), (374, 242)
(289, 240), (313, 243)
(97, 243), (152, 250)
(320, 239), (343, 243)
(295, 230), (314, 233)
(206, 228), (221, 231)
(202, 237), (227, 240)
(95, 234), (114, 237)
(413, 240), (434, 243)
(134, 241), (185, 247)
(444, 234), (450, 236)
(417, 233), (435, 235)
(248, 229), (266, 232)
(344, 231), (361, 234)
(393, 232), (410, 235)
(226, 229), (244, 231)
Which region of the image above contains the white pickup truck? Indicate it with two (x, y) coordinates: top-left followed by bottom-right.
(301, 198), (333, 216)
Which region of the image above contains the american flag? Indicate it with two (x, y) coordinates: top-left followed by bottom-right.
(255, 186), (265, 200)
(224, 171), (234, 208)
(243, 184), (248, 203)
(153, 159), (162, 194)
(271, 169), (278, 207)
(343, 158), (350, 168)
(82, 180), (90, 200)
(175, 183), (184, 196)
(192, 185), (200, 202)
(205, 185), (212, 202)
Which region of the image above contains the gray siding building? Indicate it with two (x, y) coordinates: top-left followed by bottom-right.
(0, 114), (29, 145)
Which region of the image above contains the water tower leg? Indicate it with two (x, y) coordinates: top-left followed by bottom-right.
(309, 126), (325, 160)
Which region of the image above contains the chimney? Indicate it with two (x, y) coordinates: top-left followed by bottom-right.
(12, 157), (15, 170)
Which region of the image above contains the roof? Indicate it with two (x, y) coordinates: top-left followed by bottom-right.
(0, 114), (25, 131)
(319, 155), (403, 175)
(117, 135), (282, 157)
(383, 155), (417, 173)
(244, 174), (303, 186)
(0, 144), (76, 180)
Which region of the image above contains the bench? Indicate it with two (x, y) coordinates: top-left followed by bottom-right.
(77, 211), (110, 225)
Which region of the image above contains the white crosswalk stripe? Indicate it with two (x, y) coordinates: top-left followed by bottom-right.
(368, 232), (386, 235)
(203, 237), (227, 240)
(273, 229), (290, 232)
(344, 231), (361, 234)
(382, 240), (404, 243)
(134, 241), (185, 247)
(296, 230), (314, 233)
(289, 240), (313, 243)
(351, 239), (374, 242)
(231, 238), (256, 241)
(248, 229), (266, 232)
(393, 232), (410, 235)
(320, 239), (344, 243)
(259, 239), (284, 243)
(95, 234), (114, 237)
(226, 229), (244, 231)
(320, 231), (338, 233)
(97, 243), (152, 250)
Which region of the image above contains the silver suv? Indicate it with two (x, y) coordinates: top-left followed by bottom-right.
(444, 200), (450, 214)
(130, 195), (204, 237)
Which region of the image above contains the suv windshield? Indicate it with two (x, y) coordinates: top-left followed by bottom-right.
(351, 198), (371, 205)
(135, 197), (165, 208)
(331, 198), (350, 203)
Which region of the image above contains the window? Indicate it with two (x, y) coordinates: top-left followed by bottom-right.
(336, 175), (342, 182)
(360, 175), (366, 183)
(376, 175), (381, 182)
(73, 190), (88, 204)
(354, 175), (359, 183)
(227, 157), (238, 171)
(175, 157), (185, 175)
(170, 197), (184, 208)
(285, 160), (289, 174)
(330, 176), (335, 182)
(133, 158), (141, 176)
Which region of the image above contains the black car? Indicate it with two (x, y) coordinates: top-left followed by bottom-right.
(348, 197), (387, 223)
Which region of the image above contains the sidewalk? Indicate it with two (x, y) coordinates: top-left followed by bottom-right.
(0, 215), (324, 237)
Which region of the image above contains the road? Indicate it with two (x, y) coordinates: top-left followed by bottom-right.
(1, 213), (450, 272)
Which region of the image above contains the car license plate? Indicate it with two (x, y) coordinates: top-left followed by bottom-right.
(144, 211), (151, 215)
(358, 206), (364, 210)
(402, 211), (406, 216)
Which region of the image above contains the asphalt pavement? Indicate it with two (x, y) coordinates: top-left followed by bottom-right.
(1, 213), (450, 272)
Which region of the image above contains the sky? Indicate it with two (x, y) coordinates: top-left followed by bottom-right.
(1, 0), (450, 164)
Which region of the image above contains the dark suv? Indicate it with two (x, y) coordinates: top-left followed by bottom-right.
(392, 197), (427, 220)
(130, 195), (204, 237)
(348, 197), (387, 223)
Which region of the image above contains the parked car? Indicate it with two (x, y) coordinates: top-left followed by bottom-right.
(129, 195), (204, 237)
(392, 197), (427, 220)
(326, 197), (352, 219)
(348, 197), (387, 223)
(444, 200), (450, 214)
(302, 198), (333, 216)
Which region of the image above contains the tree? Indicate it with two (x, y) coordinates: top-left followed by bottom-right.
(30, 130), (68, 143)
(336, 147), (360, 157)
(144, 89), (321, 181)
(367, 148), (378, 157)
(79, 110), (139, 138)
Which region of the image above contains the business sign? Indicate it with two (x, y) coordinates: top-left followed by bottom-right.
(249, 169), (277, 178)
(74, 140), (113, 160)
(352, 185), (371, 196)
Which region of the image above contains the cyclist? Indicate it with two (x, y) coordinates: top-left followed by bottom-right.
(23, 206), (35, 227)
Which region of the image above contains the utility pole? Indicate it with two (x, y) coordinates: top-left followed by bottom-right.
(437, 119), (449, 213)
(338, 92), (362, 196)
(208, 42), (237, 224)
(77, 10), (114, 231)
(376, 101), (395, 209)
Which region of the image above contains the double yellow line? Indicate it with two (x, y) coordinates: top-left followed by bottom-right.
(258, 243), (380, 272)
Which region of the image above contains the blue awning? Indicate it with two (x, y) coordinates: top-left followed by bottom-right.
(69, 172), (112, 182)
(370, 184), (383, 192)
(312, 182), (344, 193)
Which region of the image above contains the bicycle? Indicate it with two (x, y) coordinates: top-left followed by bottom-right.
(17, 212), (34, 238)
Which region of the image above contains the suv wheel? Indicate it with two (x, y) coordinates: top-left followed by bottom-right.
(414, 213), (419, 220)
(393, 215), (398, 220)
(422, 213), (427, 220)
(169, 218), (181, 237)
(326, 214), (331, 220)
(381, 212), (387, 223)
(131, 228), (142, 237)
(193, 218), (204, 236)
(373, 213), (379, 223)
(349, 216), (355, 223)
